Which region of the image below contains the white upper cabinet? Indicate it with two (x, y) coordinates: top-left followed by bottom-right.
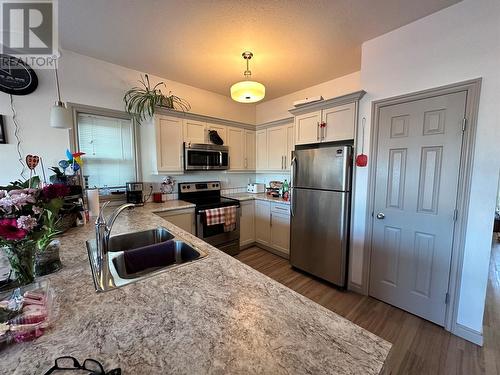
(183, 119), (206, 144)
(256, 130), (268, 170)
(285, 124), (294, 171)
(155, 115), (184, 172)
(244, 130), (256, 170)
(267, 126), (287, 170)
(295, 111), (321, 145)
(321, 103), (355, 142)
(206, 123), (227, 144)
(227, 127), (245, 170)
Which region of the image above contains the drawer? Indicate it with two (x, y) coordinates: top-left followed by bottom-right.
(271, 202), (290, 215)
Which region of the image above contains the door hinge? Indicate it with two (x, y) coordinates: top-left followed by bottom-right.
(445, 292), (450, 304)
(453, 208), (458, 222)
(462, 118), (467, 132)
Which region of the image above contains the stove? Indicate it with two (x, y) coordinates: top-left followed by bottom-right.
(178, 181), (240, 255)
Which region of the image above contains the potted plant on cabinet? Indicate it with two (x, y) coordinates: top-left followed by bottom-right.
(124, 74), (190, 125)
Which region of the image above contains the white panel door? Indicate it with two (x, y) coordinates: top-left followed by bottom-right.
(256, 130), (268, 170)
(255, 200), (271, 245)
(240, 200), (255, 246)
(245, 130), (256, 170)
(267, 126), (287, 170)
(322, 103), (355, 142)
(295, 111), (321, 145)
(183, 119), (206, 144)
(155, 115), (184, 172)
(207, 123), (227, 144)
(227, 127), (245, 170)
(369, 91), (467, 326)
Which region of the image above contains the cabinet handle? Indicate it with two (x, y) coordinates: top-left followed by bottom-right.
(270, 212), (272, 226)
(317, 122), (320, 141)
(284, 155), (287, 169)
(323, 122), (327, 140)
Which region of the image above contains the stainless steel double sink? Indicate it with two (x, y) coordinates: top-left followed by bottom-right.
(86, 227), (208, 290)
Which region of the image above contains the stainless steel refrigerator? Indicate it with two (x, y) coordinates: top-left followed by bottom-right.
(290, 144), (352, 287)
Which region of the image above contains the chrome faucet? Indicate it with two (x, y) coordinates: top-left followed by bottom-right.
(91, 201), (135, 292)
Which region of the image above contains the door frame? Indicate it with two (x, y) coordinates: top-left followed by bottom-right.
(363, 78), (482, 339)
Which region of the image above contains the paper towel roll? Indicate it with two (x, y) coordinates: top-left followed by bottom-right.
(87, 189), (100, 217)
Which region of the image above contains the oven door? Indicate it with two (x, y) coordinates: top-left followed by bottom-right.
(196, 207), (240, 246)
(185, 148), (229, 170)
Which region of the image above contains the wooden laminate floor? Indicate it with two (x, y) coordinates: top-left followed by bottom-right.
(235, 240), (500, 375)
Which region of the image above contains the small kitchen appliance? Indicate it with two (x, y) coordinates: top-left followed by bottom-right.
(178, 181), (240, 255)
(126, 182), (143, 206)
(247, 183), (265, 194)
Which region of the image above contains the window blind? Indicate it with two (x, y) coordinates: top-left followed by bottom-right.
(77, 113), (136, 188)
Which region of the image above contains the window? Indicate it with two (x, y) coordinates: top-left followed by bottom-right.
(76, 112), (137, 189)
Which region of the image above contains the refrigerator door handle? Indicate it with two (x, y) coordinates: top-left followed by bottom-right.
(290, 154), (297, 217)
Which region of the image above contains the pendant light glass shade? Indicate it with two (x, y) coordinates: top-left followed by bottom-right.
(230, 80), (266, 103)
(230, 51), (265, 103)
(49, 65), (72, 129)
(50, 102), (73, 129)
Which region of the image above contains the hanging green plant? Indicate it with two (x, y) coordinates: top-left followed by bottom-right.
(124, 74), (190, 125)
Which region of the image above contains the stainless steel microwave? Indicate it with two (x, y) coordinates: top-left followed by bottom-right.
(184, 143), (229, 170)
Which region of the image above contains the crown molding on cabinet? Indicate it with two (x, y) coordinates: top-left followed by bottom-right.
(155, 107), (256, 130)
(256, 117), (294, 130)
(288, 90), (366, 116)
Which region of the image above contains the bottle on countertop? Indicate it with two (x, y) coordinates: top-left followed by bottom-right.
(282, 179), (289, 201)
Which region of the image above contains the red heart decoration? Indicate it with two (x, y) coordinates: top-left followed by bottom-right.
(26, 154), (40, 170)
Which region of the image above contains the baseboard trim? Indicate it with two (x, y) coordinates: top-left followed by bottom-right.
(452, 323), (483, 346)
(243, 241), (290, 260)
(347, 281), (365, 295)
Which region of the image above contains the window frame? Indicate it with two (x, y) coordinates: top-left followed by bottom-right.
(68, 103), (142, 190)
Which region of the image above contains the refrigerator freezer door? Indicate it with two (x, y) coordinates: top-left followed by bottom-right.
(290, 188), (349, 286)
(293, 145), (351, 191)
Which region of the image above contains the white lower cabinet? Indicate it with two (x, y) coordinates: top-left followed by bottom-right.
(270, 203), (290, 256)
(155, 208), (196, 235)
(240, 200), (255, 247)
(255, 200), (271, 246)
(253, 200), (290, 255)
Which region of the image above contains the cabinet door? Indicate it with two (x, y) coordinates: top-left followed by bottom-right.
(284, 124), (294, 171)
(183, 119), (206, 144)
(271, 211), (290, 255)
(240, 200), (255, 247)
(155, 115), (184, 172)
(227, 127), (245, 170)
(267, 126), (287, 170)
(206, 123), (227, 144)
(255, 130), (268, 170)
(157, 209), (195, 234)
(295, 111), (321, 145)
(244, 130), (256, 170)
(255, 200), (271, 245)
(322, 103), (355, 142)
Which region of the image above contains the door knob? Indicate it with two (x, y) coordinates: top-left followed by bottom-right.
(376, 212), (385, 219)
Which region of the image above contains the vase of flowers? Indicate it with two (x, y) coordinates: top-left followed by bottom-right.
(0, 180), (68, 286)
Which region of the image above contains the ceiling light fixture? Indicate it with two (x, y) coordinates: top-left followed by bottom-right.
(230, 51), (265, 103)
(49, 66), (73, 129)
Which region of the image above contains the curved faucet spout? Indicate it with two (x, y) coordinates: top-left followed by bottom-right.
(105, 203), (136, 240)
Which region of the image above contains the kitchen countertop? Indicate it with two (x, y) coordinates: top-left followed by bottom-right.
(223, 192), (291, 205)
(1, 204), (390, 374)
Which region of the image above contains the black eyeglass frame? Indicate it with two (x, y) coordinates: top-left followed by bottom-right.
(43, 356), (121, 375)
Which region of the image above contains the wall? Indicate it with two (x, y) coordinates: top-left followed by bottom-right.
(256, 72), (361, 124)
(352, 0), (500, 342)
(0, 50), (255, 185)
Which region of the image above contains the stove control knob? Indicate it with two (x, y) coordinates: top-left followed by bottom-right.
(187, 185), (190, 189)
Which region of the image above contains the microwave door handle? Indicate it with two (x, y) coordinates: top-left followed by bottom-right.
(219, 151), (223, 167)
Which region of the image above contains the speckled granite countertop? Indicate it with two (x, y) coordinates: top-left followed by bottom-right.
(1, 204), (390, 374)
(223, 193), (291, 205)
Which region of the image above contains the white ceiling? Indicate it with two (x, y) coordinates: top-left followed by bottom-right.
(59, 0), (461, 101)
